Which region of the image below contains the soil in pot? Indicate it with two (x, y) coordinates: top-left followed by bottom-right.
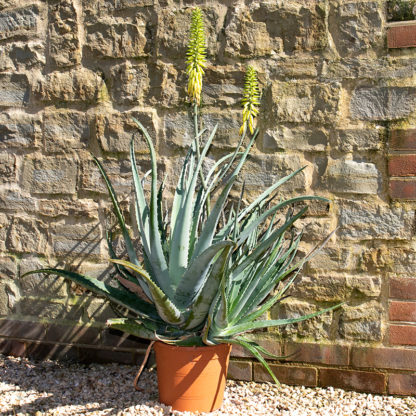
(154, 341), (232, 412)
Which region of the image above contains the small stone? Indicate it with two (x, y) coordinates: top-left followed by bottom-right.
(0, 111), (40, 148)
(334, 129), (382, 152)
(0, 73), (30, 106)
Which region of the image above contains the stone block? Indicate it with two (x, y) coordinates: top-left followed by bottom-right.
(334, 129), (382, 152)
(0, 4), (39, 40)
(306, 247), (357, 273)
(0, 41), (45, 71)
(262, 126), (328, 152)
(84, 298), (115, 323)
(319, 368), (386, 394)
(51, 223), (103, 257)
(0, 279), (20, 314)
(96, 110), (155, 153)
(19, 298), (80, 321)
(273, 82), (341, 124)
(272, 300), (332, 340)
(225, 2), (327, 57)
(7, 217), (48, 254)
(0, 189), (37, 212)
(43, 110), (90, 153)
(38, 199), (99, 220)
(86, 19), (148, 58)
(289, 275), (381, 301)
(0, 111), (40, 148)
(328, 1), (383, 57)
(327, 159), (380, 195)
(19, 255), (68, 297)
(49, 0), (81, 67)
(339, 301), (382, 341)
(22, 156), (78, 194)
(0, 256), (17, 280)
(158, 6), (226, 58)
(110, 62), (149, 104)
(350, 87), (416, 121)
(0, 153), (16, 183)
(0, 73), (30, 106)
(339, 200), (414, 240)
(35, 68), (101, 103)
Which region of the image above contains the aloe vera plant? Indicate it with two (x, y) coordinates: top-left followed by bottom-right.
(24, 8), (339, 384)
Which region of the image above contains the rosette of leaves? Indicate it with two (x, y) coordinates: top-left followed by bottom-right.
(387, 0), (416, 21)
(23, 8), (340, 383)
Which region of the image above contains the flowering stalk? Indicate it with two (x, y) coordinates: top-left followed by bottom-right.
(186, 7), (206, 106)
(240, 66), (260, 136)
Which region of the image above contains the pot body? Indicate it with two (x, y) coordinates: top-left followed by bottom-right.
(154, 341), (231, 412)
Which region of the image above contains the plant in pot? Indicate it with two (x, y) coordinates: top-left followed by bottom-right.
(24, 8), (339, 413)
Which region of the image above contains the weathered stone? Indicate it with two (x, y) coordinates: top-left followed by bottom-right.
(38, 199), (99, 220)
(350, 87), (416, 121)
(110, 62), (149, 104)
(306, 247), (359, 273)
(272, 300), (332, 340)
(22, 156), (78, 194)
(0, 213), (9, 252)
(43, 110), (90, 153)
(0, 279), (20, 315)
(80, 158), (134, 194)
(19, 298), (78, 321)
(0, 111), (40, 148)
(0, 189), (37, 212)
(96, 110), (155, 153)
(339, 200), (414, 240)
(84, 298), (115, 322)
(328, 2), (383, 57)
(51, 224), (103, 257)
(5, 41), (45, 70)
(19, 255), (68, 297)
(339, 301), (382, 341)
(273, 82), (341, 124)
(0, 73), (29, 106)
(49, 0), (81, 67)
(225, 2), (327, 57)
(327, 160), (380, 195)
(7, 217), (48, 254)
(294, 218), (333, 242)
(35, 68), (101, 103)
(0, 5), (39, 40)
(0, 256), (17, 280)
(86, 18), (148, 58)
(0, 153), (16, 183)
(262, 126), (328, 152)
(240, 154), (312, 194)
(289, 275), (381, 301)
(334, 129), (382, 152)
(266, 56), (319, 78)
(158, 6), (227, 58)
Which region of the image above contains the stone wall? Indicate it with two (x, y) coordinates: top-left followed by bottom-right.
(1, 0), (416, 395)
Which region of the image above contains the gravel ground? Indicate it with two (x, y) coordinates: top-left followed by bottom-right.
(1, 354), (416, 416)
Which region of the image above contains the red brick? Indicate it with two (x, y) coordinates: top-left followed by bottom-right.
(25, 341), (79, 361)
(0, 319), (45, 339)
(254, 363), (317, 387)
(389, 324), (416, 346)
(390, 277), (416, 300)
(389, 179), (416, 200)
(0, 339), (26, 356)
(231, 339), (281, 359)
(228, 360), (252, 381)
(390, 130), (416, 150)
(387, 22), (416, 49)
(319, 368), (386, 394)
(101, 328), (152, 350)
(284, 343), (349, 366)
(78, 346), (135, 364)
(388, 155), (416, 176)
(389, 373), (416, 395)
(44, 324), (100, 345)
(389, 301), (416, 322)
(352, 347), (416, 371)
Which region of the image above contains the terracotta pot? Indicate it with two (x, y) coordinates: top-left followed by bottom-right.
(154, 341), (231, 412)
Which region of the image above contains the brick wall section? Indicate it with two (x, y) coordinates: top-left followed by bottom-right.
(389, 130), (416, 200)
(1, 0), (416, 397)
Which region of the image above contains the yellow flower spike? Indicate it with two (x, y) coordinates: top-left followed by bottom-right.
(186, 8), (207, 105)
(240, 66), (260, 136)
